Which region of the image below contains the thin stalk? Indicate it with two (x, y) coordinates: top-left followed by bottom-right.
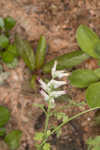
(51, 107), (100, 135)
(39, 101), (51, 150)
(39, 106), (100, 149)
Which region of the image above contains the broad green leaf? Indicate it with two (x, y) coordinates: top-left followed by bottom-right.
(0, 106), (10, 127)
(4, 16), (16, 30)
(34, 132), (44, 141)
(86, 82), (100, 108)
(94, 41), (100, 56)
(94, 68), (100, 78)
(94, 145), (100, 150)
(15, 35), (35, 71)
(76, 25), (100, 58)
(70, 69), (100, 87)
(7, 44), (18, 57)
(68, 69), (99, 88)
(4, 130), (22, 150)
(43, 50), (89, 73)
(97, 60), (100, 66)
(2, 51), (15, 63)
(0, 128), (6, 136)
(35, 36), (47, 69)
(0, 18), (5, 29)
(0, 35), (9, 48)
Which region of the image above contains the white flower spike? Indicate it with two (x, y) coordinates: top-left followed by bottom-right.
(39, 61), (69, 108)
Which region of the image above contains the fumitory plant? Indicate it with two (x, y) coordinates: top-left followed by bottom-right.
(33, 61), (100, 150)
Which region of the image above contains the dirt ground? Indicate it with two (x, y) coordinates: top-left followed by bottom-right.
(0, 0), (100, 150)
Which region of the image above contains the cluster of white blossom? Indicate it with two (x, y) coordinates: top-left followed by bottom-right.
(39, 61), (70, 108)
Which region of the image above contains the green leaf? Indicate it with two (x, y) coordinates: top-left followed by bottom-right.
(2, 51), (15, 63)
(15, 35), (35, 71)
(0, 35), (9, 48)
(6, 58), (18, 69)
(94, 68), (100, 78)
(86, 82), (100, 108)
(76, 25), (100, 59)
(68, 69), (99, 88)
(94, 41), (100, 57)
(97, 60), (100, 67)
(4, 130), (22, 150)
(43, 143), (51, 150)
(0, 17), (5, 29)
(35, 36), (47, 69)
(34, 132), (44, 141)
(7, 44), (18, 57)
(0, 128), (6, 136)
(43, 50), (89, 73)
(4, 16), (16, 31)
(0, 106), (10, 127)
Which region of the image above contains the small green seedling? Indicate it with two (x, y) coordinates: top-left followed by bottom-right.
(0, 16), (18, 68)
(0, 105), (22, 150)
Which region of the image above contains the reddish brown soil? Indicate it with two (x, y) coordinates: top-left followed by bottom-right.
(0, 0), (100, 150)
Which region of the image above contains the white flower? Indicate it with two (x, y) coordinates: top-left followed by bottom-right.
(48, 79), (66, 89)
(38, 79), (51, 92)
(50, 91), (66, 98)
(40, 90), (49, 101)
(54, 70), (70, 79)
(51, 61), (70, 79)
(51, 61), (58, 78)
(40, 90), (56, 108)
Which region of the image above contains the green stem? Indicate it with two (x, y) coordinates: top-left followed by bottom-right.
(44, 101), (51, 135)
(39, 107), (100, 150)
(51, 107), (99, 135)
(39, 101), (51, 150)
